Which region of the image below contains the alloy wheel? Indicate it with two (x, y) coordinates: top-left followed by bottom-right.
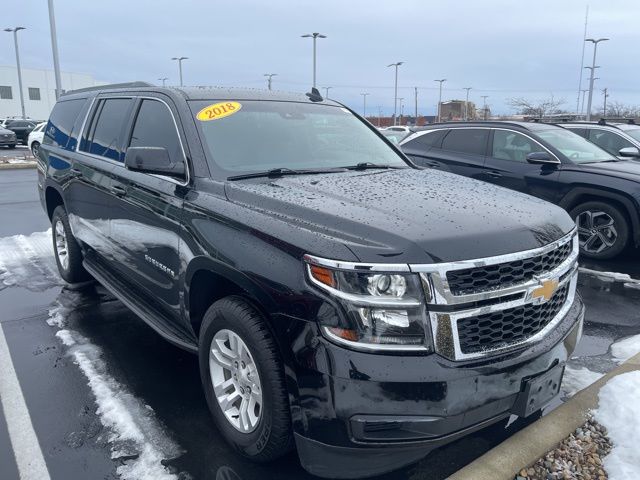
(209, 329), (263, 433)
(54, 219), (69, 270)
(576, 210), (618, 254)
(31, 142), (40, 157)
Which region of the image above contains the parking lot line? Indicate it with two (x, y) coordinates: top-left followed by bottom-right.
(0, 324), (51, 480)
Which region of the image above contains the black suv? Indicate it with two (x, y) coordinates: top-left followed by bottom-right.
(39, 85), (584, 479)
(401, 121), (640, 260)
(5, 119), (37, 144)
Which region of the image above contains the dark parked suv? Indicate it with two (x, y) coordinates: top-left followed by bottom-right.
(38, 84), (584, 479)
(5, 119), (37, 144)
(401, 121), (640, 260)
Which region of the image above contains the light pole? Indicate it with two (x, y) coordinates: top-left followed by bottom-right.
(377, 106), (382, 127)
(434, 79), (446, 122)
(264, 73), (277, 91)
(414, 87), (418, 124)
(158, 77), (168, 87)
(324, 86), (332, 98)
(463, 87), (472, 121)
(301, 32), (326, 88)
(360, 93), (369, 118)
(398, 98), (404, 125)
(171, 57), (188, 87)
(387, 62), (403, 125)
(585, 38), (608, 121)
(4, 27), (26, 119)
(47, 0), (63, 99)
(481, 95), (489, 120)
(602, 88), (609, 117)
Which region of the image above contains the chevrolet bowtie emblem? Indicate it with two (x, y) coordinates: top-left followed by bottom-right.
(532, 279), (559, 302)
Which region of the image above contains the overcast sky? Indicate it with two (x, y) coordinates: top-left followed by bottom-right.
(3, 0), (638, 115)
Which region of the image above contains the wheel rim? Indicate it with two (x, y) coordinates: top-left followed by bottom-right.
(576, 210), (618, 254)
(209, 329), (263, 433)
(32, 143), (39, 157)
(54, 219), (69, 270)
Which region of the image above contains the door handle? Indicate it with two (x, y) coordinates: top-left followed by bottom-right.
(70, 168), (82, 176)
(425, 161), (440, 168)
(485, 170), (502, 178)
(110, 185), (127, 196)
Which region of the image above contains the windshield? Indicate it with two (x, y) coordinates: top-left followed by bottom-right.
(190, 100), (408, 177)
(536, 128), (617, 163)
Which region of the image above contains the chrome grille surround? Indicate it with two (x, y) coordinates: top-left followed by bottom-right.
(410, 229), (579, 361)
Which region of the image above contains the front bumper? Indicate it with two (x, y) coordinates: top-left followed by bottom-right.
(290, 293), (584, 479)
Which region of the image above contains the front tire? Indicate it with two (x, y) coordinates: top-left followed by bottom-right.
(570, 201), (629, 260)
(51, 206), (90, 283)
(199, 297), (293, 462)
(31, 141), (40, 157)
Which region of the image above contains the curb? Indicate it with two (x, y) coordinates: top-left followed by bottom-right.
(0, 162), (37, 170)
(448, 351), (640, 480)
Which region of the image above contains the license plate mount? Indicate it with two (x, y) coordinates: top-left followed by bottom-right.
(512, 365), (565, 418)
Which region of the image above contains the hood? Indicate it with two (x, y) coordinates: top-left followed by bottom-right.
(566, 160), (640, 181)
(225, 169), (575, 264)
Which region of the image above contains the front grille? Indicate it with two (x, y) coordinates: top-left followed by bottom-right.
(456, 283), (570, 354)
(446, 240), (572, 296)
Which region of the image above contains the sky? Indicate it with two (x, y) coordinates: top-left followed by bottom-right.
(2, 0), (638, 116)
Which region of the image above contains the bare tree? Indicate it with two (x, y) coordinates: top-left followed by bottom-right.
(507, 95), (567, 118)
(601, 101), (640, 118)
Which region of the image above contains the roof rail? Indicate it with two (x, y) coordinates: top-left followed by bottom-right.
(61, 81), (154, 96)
(597, 118), (607, 125)
(628, 119), (636, 125)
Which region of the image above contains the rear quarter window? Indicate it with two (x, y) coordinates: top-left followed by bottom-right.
(44, 99), (87, 148)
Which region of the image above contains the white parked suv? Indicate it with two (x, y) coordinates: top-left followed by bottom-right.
(28, 122), (46, 157)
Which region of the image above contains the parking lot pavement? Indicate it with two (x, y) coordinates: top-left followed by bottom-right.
(0, 168), (639, 480)
(0, 145), (34, 161)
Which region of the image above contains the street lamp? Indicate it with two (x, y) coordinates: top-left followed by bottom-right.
(580, 89), (589, 116)
(585, 38), (609, 121)
(360, 93), (369, 118)
(4, 27), (26, 119)
(387, 62), (403, 125)
(434, 79), (446, 122)
(47, 0), (63, 100)
(481, 95), (489, 120)
(171, 57), (188, 87)
(398, 97), (404, 125)
(324, 86), (332, 99)
(463, 87), (472, 121)
(264, 73), (277, 91)
(301, 32), (326, 88)
(158, 77), (168, 87)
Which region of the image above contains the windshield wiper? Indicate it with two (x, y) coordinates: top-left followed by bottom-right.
(227, 167), (345, 181)
(343, 162), (404, 171)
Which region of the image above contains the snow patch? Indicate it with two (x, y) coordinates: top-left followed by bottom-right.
(52, 302), (185, 480)
(0, 229), (61, 291)
(579, 267), (640, 286)
(562, 366), (604, 398)
(594, 371), (640, 480)
(610, 334), (640, 364)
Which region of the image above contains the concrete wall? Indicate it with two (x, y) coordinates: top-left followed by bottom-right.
(0, 66), (102, 121)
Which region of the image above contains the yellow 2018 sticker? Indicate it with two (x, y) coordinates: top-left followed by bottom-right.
(196, 101), (242, 121)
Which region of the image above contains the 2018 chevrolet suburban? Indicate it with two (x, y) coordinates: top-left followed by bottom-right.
(38, 83), (584, 479)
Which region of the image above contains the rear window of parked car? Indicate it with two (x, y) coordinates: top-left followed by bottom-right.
(44, 99), (86, 148)
(441, 128), (489, 155)
(81, 98), (133, 161)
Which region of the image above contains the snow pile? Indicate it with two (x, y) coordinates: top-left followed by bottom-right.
(0, 229), (60, 291)
(579, 267), (640, 289)
(562, 366), (604, 398)
(611, 334), (640, 364)
(594, 371), (640, 480)
(51, 301), (186, 480)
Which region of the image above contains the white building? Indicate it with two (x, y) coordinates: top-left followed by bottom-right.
(0, 65), (104, 121)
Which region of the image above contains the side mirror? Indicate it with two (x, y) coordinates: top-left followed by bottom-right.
(618, 147), (640, 158)
(526, 151), (560, 165)
(124, 147), (185, 178)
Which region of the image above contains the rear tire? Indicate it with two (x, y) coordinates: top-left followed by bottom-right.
(51, 206), (91, 283)
(570, 201), (629, 260)
(199, 296), (293, 462)
(31, 141), (40, 157)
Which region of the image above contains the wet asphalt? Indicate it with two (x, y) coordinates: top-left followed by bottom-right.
(0, 168), (639, 480)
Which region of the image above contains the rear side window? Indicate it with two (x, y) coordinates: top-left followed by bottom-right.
(82, 98), (133, 161)
(44, 99), (86, 148)
(128, 100), (183, 164)
(565, 127), (587, 138)
(441, 129), (489, 155)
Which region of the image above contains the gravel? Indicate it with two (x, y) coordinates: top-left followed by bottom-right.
(515, 417), (611, 480)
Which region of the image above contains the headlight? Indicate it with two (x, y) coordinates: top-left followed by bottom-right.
(305, 257), (433, 351)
